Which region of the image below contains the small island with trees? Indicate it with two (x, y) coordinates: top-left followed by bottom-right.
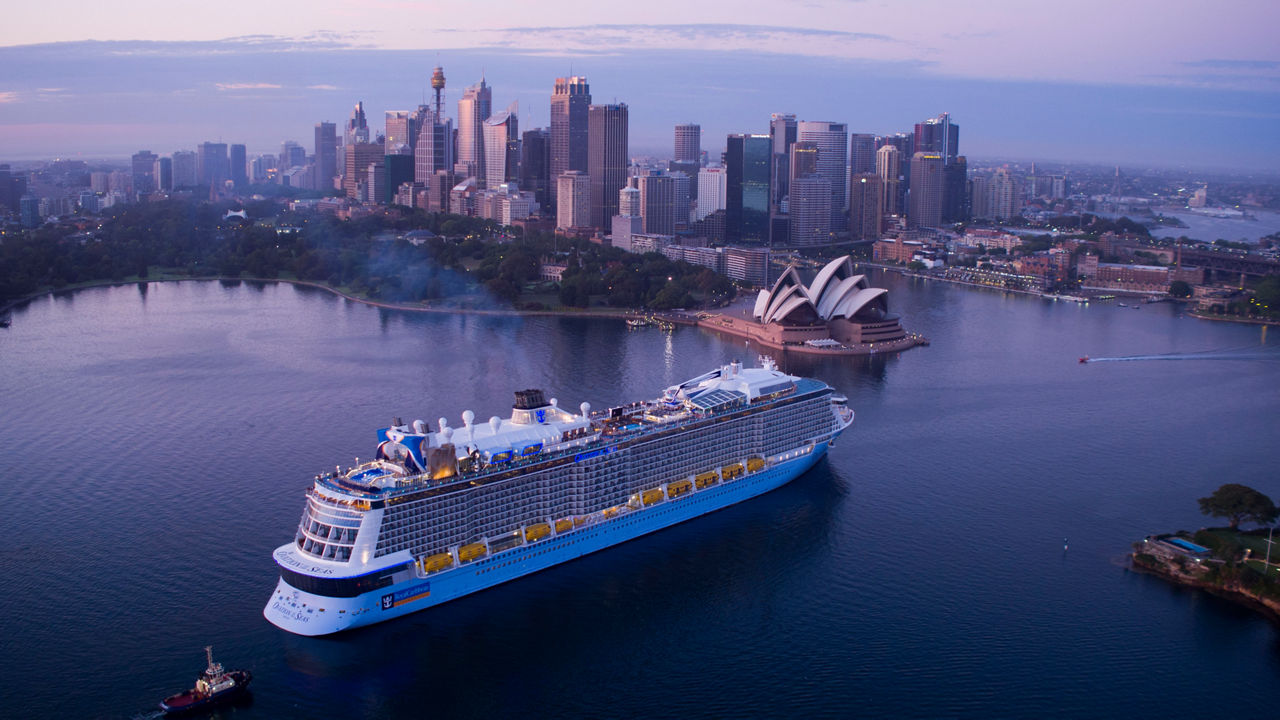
(1132, 484), (1280, 619)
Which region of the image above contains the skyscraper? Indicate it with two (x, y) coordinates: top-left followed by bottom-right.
(908, 152), (944, 228)
(414, 110), (453, 185)
(695, 167), (727, 222)
(850, 134), (876, 175)
(639, 171), (675, 236)
(196, 142), (229, 187)
(346, 102), (369, 145)
(131, 150), (157, 194)
(789, 141), (819, 186)
(849, 173), (883, 241)
(914, 112), (958, 163)
(229, 144), (247, 187)
(725, 133), (771, 243)
(943, 156), (969, 223)
(457, 78), (492, 183)
(674, 124), (701, 164)
(788, 175), (832, 246)
(344, 142), (383, 199)
(769, 113), (797, 207)
(875, 144), (902, 219)
(991, 166), (1022, 220)
(383, 154), (415, 205)
(796, 121), (848, 230)
(154, 156), (172, 192)
(482, 101), (519, 187)
(314, 122), (338, 191)
(520, 128), (551, 210)
(385, 111), (412, 154)
(549, 76), (590, 207)
(280, 141), (306, 169)
(557, 170), (591, 230)
(171, 151), (197, 189)
(587, 103), (628, 229)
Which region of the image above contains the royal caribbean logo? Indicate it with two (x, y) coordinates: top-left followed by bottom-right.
(380, 582), (431, 611)
(535, 408), (546, 423)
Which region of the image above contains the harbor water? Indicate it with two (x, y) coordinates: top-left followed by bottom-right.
(1, 273), (1278, 718)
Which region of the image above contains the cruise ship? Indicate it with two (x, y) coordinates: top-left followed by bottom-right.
(264, 357), (854, 636)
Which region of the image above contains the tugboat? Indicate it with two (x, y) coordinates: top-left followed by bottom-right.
(159, 646), (252, 715)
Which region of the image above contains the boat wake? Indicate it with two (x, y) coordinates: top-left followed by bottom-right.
(1083, 344), (1280, 364)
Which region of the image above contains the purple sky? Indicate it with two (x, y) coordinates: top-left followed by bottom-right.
(1, 2), (1278, 171)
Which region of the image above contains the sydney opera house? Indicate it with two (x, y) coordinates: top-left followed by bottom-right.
(700, 256), (922, 355)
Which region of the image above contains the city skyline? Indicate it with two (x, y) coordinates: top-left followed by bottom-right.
(1, 1), (1278, 172)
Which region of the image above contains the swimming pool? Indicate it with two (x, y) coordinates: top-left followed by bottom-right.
(1165, 537), (1210, 554)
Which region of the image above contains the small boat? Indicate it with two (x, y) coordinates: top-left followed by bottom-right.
(1079, 356), (1089, 364)
(159, 646), (251, 715)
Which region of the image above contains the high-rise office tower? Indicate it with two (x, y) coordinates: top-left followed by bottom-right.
(383, 154), (415, 204)
(796, 121), (848, 230)
(344, 142), (384, 199)
(908, 152), (944, 228)
(696, 167), (727, 221)
(280, 141), (306, 169)
(346, 102), (369, 145)
(171, 151), (197, 189)
(725, 134), (771, 243)
(457, 78), (492, 184)
(154, 156), (173, 192)
(943, 156), (969, 223)
(229, 144), (247, 187)
(520, 128), (551, 210)
(670, 171), (691, 228)
(587, 103), (628, 229)
(196, 142), (229, 187)
(557, 170), (591, 230)
(314, 122), (338, 190)
(482, 101), (519, 187)
(769, 113), (797, 207)
(639, 171), (675, 235)
(789, 141), (819, 186)
(674, 124), (701, 164)
(914, 112), (958, 163)
(850, 133), (876, 176)
(549, 76), (590, 207)
(612, 181), (644, 251)
(385, 111), (412, 154)
(875, 144), (902, 218)
(849, 173), (883, 241)
(788, 175), (832, 247)
(969, 175), (991, 220)
(414, 110), (454, 185)
(131, 150), (157, 194)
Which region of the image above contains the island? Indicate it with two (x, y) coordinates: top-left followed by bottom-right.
(1131, 484), (1280, 619)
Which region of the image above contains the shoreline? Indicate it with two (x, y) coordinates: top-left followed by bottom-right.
(1131, 539), (1280, 624)
(0, 276), (701, 325)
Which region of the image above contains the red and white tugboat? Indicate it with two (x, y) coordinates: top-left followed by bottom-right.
(159, 646), (252, 715)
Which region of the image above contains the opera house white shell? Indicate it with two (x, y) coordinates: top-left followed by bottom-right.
(752, 256), (890, 326)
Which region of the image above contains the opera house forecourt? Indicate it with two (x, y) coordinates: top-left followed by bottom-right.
(698, 256), (927, 356)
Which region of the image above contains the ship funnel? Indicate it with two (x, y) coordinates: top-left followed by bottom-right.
(580, 402), (591, 418)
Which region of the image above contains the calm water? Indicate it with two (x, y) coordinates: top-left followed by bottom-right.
(1150, 208), (1280, 243)
(2, 276), (1279, 719)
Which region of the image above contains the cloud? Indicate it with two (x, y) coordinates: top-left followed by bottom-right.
(1183, 59), (1280, 70)
(215, 82), (282, 91)
(0, 91), (17, 103)
(306, 84), (341, 91)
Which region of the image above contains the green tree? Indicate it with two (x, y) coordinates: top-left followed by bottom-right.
(1198, 484), (1278, 529)
(1169, 280), (1192, 298)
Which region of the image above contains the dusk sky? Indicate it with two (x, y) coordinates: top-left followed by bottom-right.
(3, 0), (1278, 170)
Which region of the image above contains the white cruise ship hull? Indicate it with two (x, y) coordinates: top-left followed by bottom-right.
(264, 440), (831, 636)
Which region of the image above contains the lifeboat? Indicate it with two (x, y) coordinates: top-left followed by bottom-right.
(603, 507), (620, 519)
(746, 457), (765, 473)
(642, 488), (665, 506)
(667, 480), (692, 498)
(420, 552), (454, 573)
(458, 543), (487, 562)
(695, 471), (719, 489)
(524, 523), (550, 542)
(721, 463), (744, 481)
(555, 519), (573, 534)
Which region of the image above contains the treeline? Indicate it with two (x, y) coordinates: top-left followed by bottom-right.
(0, 198), (733, 311)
